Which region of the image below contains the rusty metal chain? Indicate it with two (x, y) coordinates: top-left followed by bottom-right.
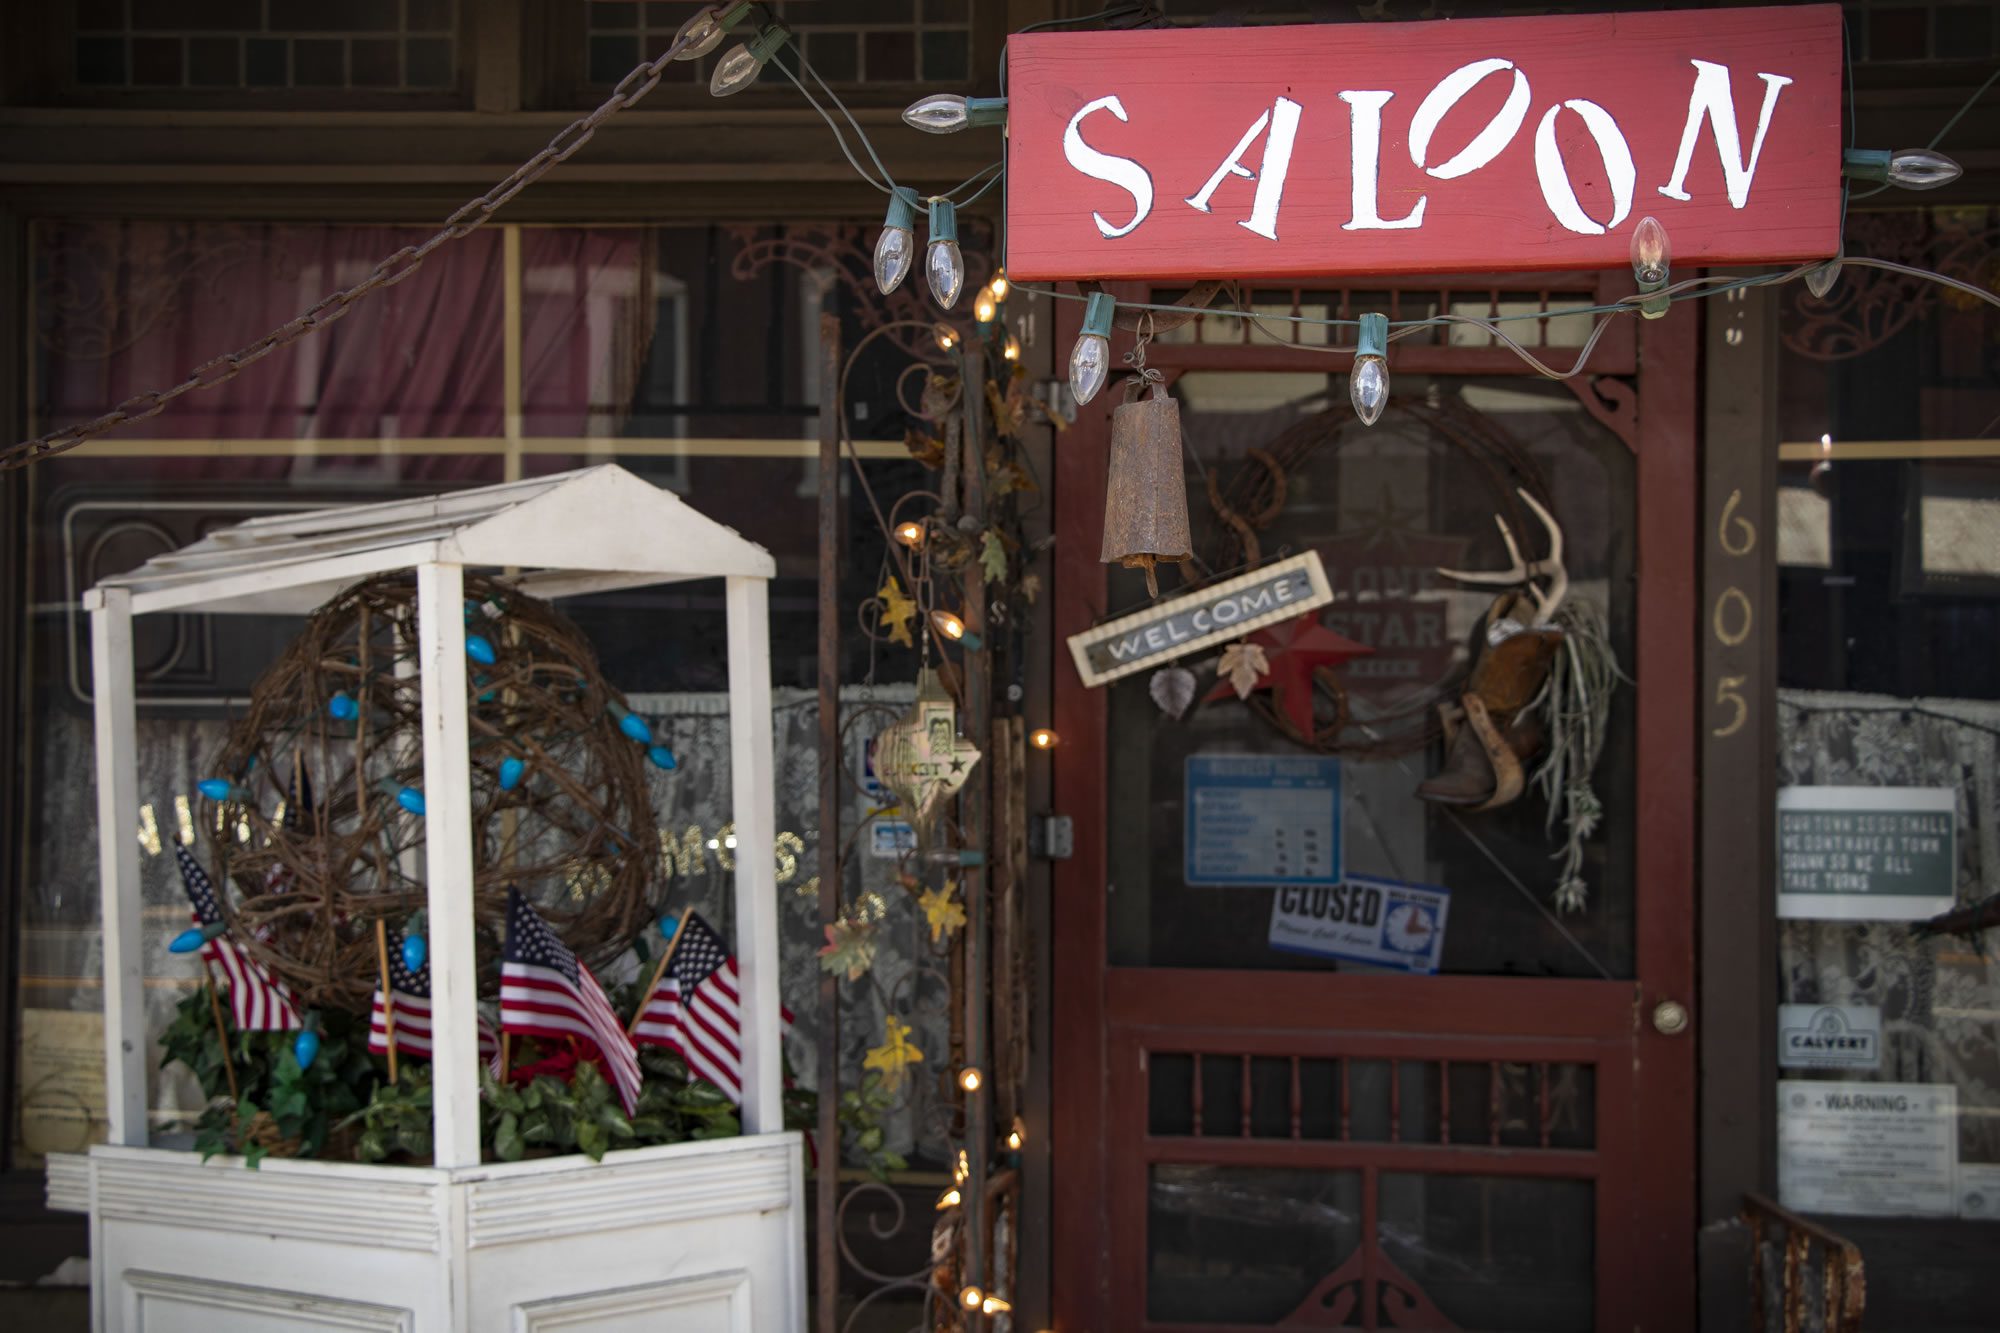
(3, 32), (696, 472)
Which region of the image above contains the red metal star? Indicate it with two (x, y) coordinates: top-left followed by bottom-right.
(1204, 613), (1374, 736)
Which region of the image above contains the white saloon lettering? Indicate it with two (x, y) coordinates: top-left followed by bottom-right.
(1184, 96), (1304, 240)
(1062, 94), (1154, 239)
(1064, 56), (1793, 239)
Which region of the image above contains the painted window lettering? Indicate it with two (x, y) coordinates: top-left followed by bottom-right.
(1059, 56), (1793, 240)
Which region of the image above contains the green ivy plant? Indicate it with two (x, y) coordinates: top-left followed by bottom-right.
(165, 989), (822, 1168)
(159, 988), (374, 1167)
(839, 1070), (906, 1181)
(338, 1065), (435, 1163)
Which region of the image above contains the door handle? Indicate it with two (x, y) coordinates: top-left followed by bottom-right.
(1651, 999), (1690, 1036)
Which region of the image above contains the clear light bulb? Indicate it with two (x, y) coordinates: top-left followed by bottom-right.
(1805, 258), (1841, 300)
(975, 293), (997, 324)
(673, 6), (727, 61)
(709, 43), (762, 95)
(873, 187), (919, 296)
(982, 1296), (1012, 1316)
(1349, 311), (1389, 426)
(874, 227), (912, 295)
(959, 1066), (983, 1092)
(934, 322), (959, 352)
(709, 24), (788, 97)
(1069, 332), (1109, 406)
(960, 1287), (984, 1311)
(1887, 148), (1961, 190)
(1071, 290), (1117, 407)
(925, 197), (963, 308)
(1629, 216), (1671, 319)
(905, 94), (971, 134)
(988, 270), (1008, 301)
(1350, 357), (1389, 426)
(1629, 215), (1670, 286)
(1003, 335), (1020, 362)
(927, 239), (963, 308)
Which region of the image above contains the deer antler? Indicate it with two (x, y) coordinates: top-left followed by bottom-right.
(1436, 488), (1568, 626)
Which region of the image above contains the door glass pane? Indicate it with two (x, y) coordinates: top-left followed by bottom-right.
(1107, 373), (1637, 978)
(1378, 1174), (1594, 1331)
(1148, 1165), (1361, 1323)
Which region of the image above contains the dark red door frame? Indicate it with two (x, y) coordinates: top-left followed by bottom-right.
(1051, 283), (1697, 1331)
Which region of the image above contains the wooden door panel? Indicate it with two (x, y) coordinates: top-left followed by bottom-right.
(1052, 285), (1696, 1331)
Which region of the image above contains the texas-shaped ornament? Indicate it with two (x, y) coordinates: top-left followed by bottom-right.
(876, 669), (982, 837)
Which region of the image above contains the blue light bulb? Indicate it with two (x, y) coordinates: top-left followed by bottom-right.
(169, 923), (222, 954)
(397, 787), (426, 816)
(466, 635), (497, 666)
(618, 712), (653, 744)
(197, 778), (235, 801)
(498, 756), (526, 791)
(328, 692), (358, 722)
(294, 1028), (320, 1071)
(648, 746), (678, 771)
(658, 913), (681, 940)
(401, 932), (427, 973)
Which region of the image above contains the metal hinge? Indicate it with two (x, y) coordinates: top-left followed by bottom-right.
(1030, 813), (1073, 860)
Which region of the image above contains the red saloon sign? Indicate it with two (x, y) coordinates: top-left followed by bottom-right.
(1004, 4), (1842, 282)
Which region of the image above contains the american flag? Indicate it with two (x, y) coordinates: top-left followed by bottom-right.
(631, 911), (791, 1106)
(173, 841), (299, 1032)
(499, 889), (642, 1114)
(369, 928), (502, 1074)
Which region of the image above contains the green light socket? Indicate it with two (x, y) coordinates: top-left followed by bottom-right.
(1081, 291), (1116, 340)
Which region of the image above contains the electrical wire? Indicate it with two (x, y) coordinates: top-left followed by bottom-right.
(798, 51), (900, 192)
(774, 58), (893, 195)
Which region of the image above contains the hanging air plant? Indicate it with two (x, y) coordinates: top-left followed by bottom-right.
(1525, 598), (1628, 913)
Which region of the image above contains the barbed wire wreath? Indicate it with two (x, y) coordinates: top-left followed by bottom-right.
(1191, 393), (1554, 761)
(204, 572), (659, 1011)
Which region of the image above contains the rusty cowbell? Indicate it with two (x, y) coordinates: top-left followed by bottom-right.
(1100, 380), (1192, 597)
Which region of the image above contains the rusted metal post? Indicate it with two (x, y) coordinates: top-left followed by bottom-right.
(958, 340), (991, 1318)
(815, 311), (843, 1333)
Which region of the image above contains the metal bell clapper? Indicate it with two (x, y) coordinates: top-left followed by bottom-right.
(1100, 378), (1192, 598)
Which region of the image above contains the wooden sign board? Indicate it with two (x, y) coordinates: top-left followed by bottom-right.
(1068, 551), (1332, 687)
(1005, 4), (1842, 282)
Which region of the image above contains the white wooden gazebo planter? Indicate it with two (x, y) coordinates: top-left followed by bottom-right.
(57, 466), (802, 1331)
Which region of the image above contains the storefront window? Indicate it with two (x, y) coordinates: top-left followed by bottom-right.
(1773, 205), (2000, 1224)
(11, 217), (956, 1166)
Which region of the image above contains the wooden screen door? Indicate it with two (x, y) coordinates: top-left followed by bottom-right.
(1050, 279), (1697, 1332)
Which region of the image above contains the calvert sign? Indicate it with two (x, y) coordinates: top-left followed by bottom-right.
(1004, 4), (1842, 281)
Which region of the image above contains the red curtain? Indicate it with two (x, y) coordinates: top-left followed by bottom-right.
(33, 221), (652, 482)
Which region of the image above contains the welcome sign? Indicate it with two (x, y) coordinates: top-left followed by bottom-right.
(1005, 5), (1841, 281)
(1068, 552), (1333, 687)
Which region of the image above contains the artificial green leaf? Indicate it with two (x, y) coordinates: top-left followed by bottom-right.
(493, 1113), (524, 1162)
(980, 530), (1008, 583)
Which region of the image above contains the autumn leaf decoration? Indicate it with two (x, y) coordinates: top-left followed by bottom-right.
(1218, 640), (1270, 700)
(864, 1014), (924, 1092)
(817, 917), (878, 982)
(979, 530), (1008, 584)
(918, 881), (968, 942)
(876, 575), (918, 648)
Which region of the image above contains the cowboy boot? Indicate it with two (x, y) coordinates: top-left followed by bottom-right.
(1417, 618), (1562, 809)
